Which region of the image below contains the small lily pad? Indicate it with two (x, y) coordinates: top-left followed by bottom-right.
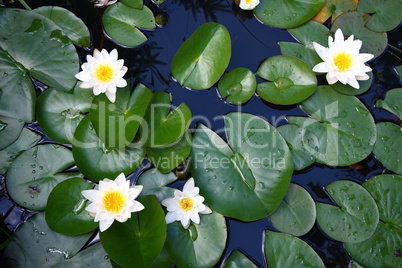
(376, 87), (402, 120)
(316, 180), (379, 243)
(264, 231), (325, 267)
(269, 183), (316, 236)
(6, 144), (80, 210)
(223, 250), (258, 268)
(357, 0), (402, 32)
(120, 0), (143, 9)
(0, 115), (25, 150)
(217, 68), (256, 105)
(137, 168), (177, 202)
(256, 55), (317, 105)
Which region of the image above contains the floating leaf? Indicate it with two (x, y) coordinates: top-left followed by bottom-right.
(103, 3), (155, 47)
(316, 180), (379, 243)
(165, 212), (226, 268)
(120, 0), (143, 9)
(0, 115), (25, 150)
(222, 250), (258, 268)
(6, 144), (80, 210)
(190, 113), (293, 221)
(288, 20), (330, 47)
(253, 0), (325, 29)
(61, 242), (111, 268)
(46, 178), (98, 235)
(100, 195), (166, 268)
(34, 6), (91, 47)
(256, 56), (317, 105)
(279, 42), (322, 68)
(0, 128), (41, 175)
(72, 116), (145, 182)
(269, 183), (316, 236)
(149, 247), (174, 268)
(376, 87), (402, 120)
(171, 22), (231, 90)
(37, 85), (93, 144)
(0, 8), (79, 92)
(264, 231), (325, 267)
(137, 168), (177, 202)
(217, 68), (256, 105)
(357, 0), (402, 32)
(312, 0), (358, 23)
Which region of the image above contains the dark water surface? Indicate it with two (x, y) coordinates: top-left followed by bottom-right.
(1, 0), (401, 267)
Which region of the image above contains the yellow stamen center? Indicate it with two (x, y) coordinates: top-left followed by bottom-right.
(103, 191), (126, 213)
(333, 52), (353, 72)
(180, 197), (194, 211)
(245, 0), (253, 4)
(95, 64), (114, 83)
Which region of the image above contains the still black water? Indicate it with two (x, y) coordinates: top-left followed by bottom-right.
(1, 0), (401, 267)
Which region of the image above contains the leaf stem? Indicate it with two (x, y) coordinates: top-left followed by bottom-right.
(18, 0), (32, 10)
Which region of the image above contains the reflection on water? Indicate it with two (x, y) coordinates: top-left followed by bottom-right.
(172, 0), (231, 22)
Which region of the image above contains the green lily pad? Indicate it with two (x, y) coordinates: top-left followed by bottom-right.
(103, 2), (155, 47)
(373, 122), (402, 175)
(256, 55), (317, 105)
(264, 231), (325, 267)
(331, 11), (388, 59)
(289, 86), (376, 166)
(269, 183), (316, 236)
(0, 128), (41, 175)
(277, 124), (319, 170)
(312, 0), (358, 23)
(60, 242), (111, 268)
(45, 178), (98, 235)
(376, 87), (402, 120)
(330, 71), (373, 96)
(223, 250), (258, 268)
(137, 168), (177, 202)
(0, 46), (36, 123)
(0, 115), (25, 150)
(37, 85), (93, 144)
(2, 213), (94, 267)
(149, 247), (174, 268)
(190, 113), (293, 221)
(120, 0), (143, 9)
(316, 180), (379, 243)
(171, 22), (231, 90)
(288, 20), (330, 48)
(72, 115), (145, 182)
(0, 8), (79, 92)
(100, 195), (166, 268)
(165, 212), (226, 268)
(253, 0), (325, 29)
(151, 0), (166, 6)
(34, 6), (91, 47)
(146, 130), (192, 173)
(279, 42), (323, 69)
(6, 144), (80, 210)
(358, 0), (402, 32)
(217, 68), (256, 105)
(90, 83), (153, 149)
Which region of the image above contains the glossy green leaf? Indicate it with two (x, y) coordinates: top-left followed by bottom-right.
(331, 11), (388, 59)
(256, 56), (317, 105)
(46, 178), (98, 235)
(223, 250), (258, 268)
(253, 0), (325, 29)
(190, 113), (293, 221)
(289, 86), (376, 166)
(171, 22), (231, 90)
(217, 68), (256, 105)
(149, 247), (174, 268)
(277, 124), (319, 170)
(264, 231), (325, 267)
(72, 116), (145, 182)
(376, 87), (402, 120)
(6, 144), (80, 210)
(0, 128), (40, 175)
(312, 0), (358, 23)
(269, 183), (316, 236)
(0, 46), (36, 123)
(0, 115), (25, 150)
(279, 42), (323, 68)
(90, 83), (153, 149)
(2, 213), (93, 267)
(34, 6), (91, 47)
(0, 8), (79, 92)
(100, 195), (166, 268)
(373, 122), (402, 174)
(316, 180), (379, 243)
(330, 71), (373, 96)
(137, 168), (177, 202)
(151, 0), (166, 6)
(120, 0), (143, 9)
(288, 20), (330, 47)
(165, 212), (227, 268)
(103, 3), (155, 47)
(37, 85), (93, 144)
(60, 242), (112, 268)
(358, 0), (402, 32)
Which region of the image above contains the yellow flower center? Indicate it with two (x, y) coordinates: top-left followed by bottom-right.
(245, 0), (253, 4)
(95, 64), (114, 83)
(103, 190), (126, 213)
(180, 197), (194, 211)
(333, 52), (353, 72)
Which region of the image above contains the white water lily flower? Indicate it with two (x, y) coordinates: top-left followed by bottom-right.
(75, 48), (128, 103)
(239, 0), (260, 10)
(161, 178), (212, 229)
(81, 173), (144, 232)
(312, 28), (374, 89)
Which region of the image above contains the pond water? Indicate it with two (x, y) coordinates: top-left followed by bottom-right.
(0, 0), (401, 267)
